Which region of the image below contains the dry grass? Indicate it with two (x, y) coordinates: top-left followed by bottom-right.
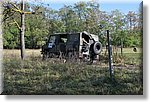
(2, 48), (143, 95)
(101, 47), (142, 54)
(3, 47), (142, 58)
(3, 49), (41, 58)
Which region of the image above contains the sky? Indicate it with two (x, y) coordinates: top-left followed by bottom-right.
(100, 2), (141, 14)
(11, 0), (142, 14)
(41, 0), (142, 14)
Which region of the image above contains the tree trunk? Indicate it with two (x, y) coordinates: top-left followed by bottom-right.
(20, 0), (25, 59)
(121, 38), (123, 55)
(0, 4), (3, 93)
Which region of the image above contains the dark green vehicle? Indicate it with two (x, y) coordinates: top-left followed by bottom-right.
(41, 31), (102, 63)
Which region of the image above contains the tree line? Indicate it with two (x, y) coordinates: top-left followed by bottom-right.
(2, 1), (142, 49)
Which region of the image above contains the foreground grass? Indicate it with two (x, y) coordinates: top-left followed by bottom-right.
(3, 57), (143, 95)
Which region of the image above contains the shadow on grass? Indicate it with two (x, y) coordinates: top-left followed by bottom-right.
(2, 57), (143, 95)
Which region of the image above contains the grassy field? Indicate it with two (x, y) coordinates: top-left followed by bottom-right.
(2, 48), (143, 95)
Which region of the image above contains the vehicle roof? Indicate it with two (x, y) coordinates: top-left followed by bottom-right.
(51, 32), (81, 35)
(49, 31), (98, 38)
(51, 31), (89, 35)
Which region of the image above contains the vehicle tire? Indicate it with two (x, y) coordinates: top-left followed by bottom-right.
(93, 41), (102, 55)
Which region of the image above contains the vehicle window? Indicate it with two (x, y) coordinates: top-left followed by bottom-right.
(49, 36), (56, 43)
(67, 34), (79, 43)
(60, 38), (67, 43)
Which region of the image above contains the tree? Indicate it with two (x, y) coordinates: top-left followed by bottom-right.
(25, 4), (48, 48)
(0, 2), (3, 55)
(2, 0), (26, 59)
(2, 0), (37, 59)
(2, 1), (142, 49)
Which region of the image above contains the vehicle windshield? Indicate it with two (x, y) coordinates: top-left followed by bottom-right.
(47, 35), (56, 48)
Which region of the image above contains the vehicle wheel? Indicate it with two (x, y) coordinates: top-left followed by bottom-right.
(93, 42), (102, 55)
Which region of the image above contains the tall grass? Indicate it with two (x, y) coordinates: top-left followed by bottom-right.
(2, 49), (143, 95)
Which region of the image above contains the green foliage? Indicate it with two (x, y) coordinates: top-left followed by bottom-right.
(124, 34), (141, 47)
(2, 1), (142, 49)
(3, 25), (20, 49)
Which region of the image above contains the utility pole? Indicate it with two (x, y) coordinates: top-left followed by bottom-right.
(20, 0), (25, 60)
